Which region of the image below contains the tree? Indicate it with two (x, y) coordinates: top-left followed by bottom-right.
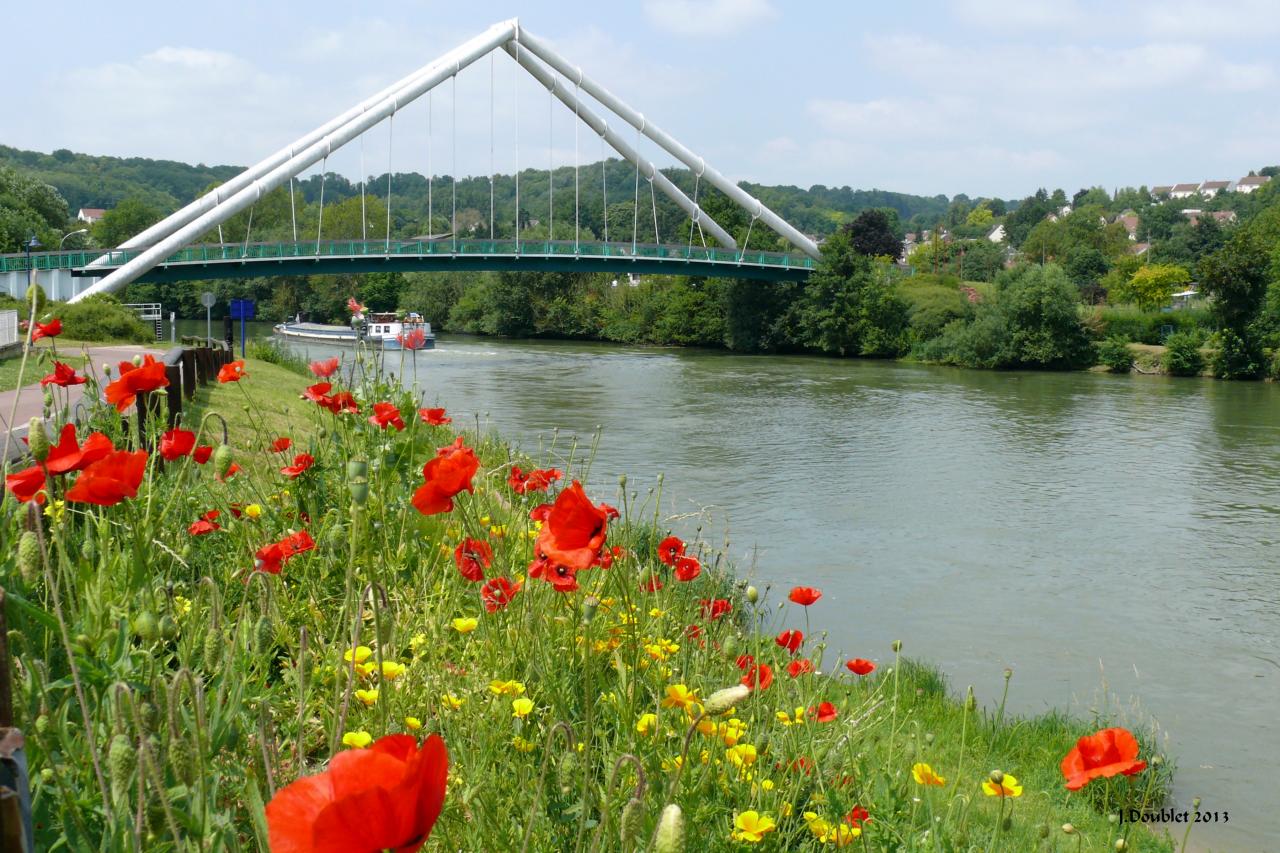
(997, 263), (1096, 369)
(1003, 189), (1054, 246)
(1198, 230), (1269, 378)
(965, 204), (993, 227)
(1063, 246), (1109, 289)
(1127, 263), (1190, 311)
(92, 197), (160, 247)
(795, 228), (909, 357)
(844, 209), (902, 259)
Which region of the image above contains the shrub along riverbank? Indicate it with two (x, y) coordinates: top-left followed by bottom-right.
(0, 341), (1192, 850)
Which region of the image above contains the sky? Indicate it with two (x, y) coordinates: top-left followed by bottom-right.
(4, 0), (1278, 201)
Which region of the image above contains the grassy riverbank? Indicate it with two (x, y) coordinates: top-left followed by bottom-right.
(3, 352), (1182, 850)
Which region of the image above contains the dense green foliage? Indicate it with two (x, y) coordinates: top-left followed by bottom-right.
(1097, 338), (1134, 373)
(57, 294), (153, 343)
(0, 164), (71, 252)
(1162, 332), (1206, 376)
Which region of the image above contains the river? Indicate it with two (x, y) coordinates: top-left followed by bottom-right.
(208, 322), (1279, 850)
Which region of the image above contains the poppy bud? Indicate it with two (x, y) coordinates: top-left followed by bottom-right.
(582, 596), (599, 624)
(1003, 668), (1013, 680)
(40, 767), (54, 784)
(721, 633), (738, 660)
(619, 797), (644, 846)
(654, 804), (684, 853)
(1151, 755), (1164, 767)
(82, 537), (96, 562)
(28, 417), (50, 462)
(203, 628), (224, 671)
(103, 363), (112, 375)
(892, 640), (902, 652)
(1108, 813), (1119, 825)
(965, 685), (976, 712)
(35, 714), (50, 735)
(43, 389), (53, 408)
(132, 355), (143, 367)
(745, 585), (758, 604)
(18, 530), (40, 583)
(924, 732), (934, 744)
(1191, 798), (1201, 810)
(139, 701), (160, 735)
(159, 615), (179, 642)
(347, 459), (369, 506)
(618, 473), (627, 488)
(705, 684), (750, 715)
(107, 732), (136, 803)
(254, 616), (273, 655)
(1001, 816), (1012, 831)
(133, 611), (159, 643)
(168, 734), (194, 785)
(212, 444), (234, 478)
(1062, 823), (1076, 835)
(989, 770), (1004, 784)
(1115, 840), (1129, 852)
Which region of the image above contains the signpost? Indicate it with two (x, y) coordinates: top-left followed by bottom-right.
(200, 291), (216, 342)
(229, 299), (256, 358)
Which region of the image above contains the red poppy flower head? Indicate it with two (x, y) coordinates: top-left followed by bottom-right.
(657, 535), (686, 566)
(786, 658), (815, 678)
(31, 318), (63, 341)
(347, 296), (367, 315)
(65, 449), (149, 506)
(844, 806), (871, 828)
(741, 663), (773, 691)
(369, 401), (406, 431)
(673, 554), (702, 582)
(303, 382), (333, 405)
(810, 701), (838, 723)
(735, 654), (755, 671)
(775, 629), (804, 655)
(40, 361), (86, 388)
(454, 538), (493, 583)
(788, 586), (823, 606)
(254, 530), (316, 575)
(412, 437), (480, 516)
(699, 598), (732, 621)
(159, 428), (197, 462)
(309, 356), (340, 378)
(507, 465), (562, 494)
(5, 465), (46, 504)
(641, 573), (664, 593)
(104, 354), (169, 413)
(265, 733), (448, 853)
(418, 407), (451, 426)
(1060, 727), (1147, 791)
(272, 437), (293, 452)
(44, 424), (114, 476)
(281, 453), (315, 479)
(846, 658), (876, 676)
(193, 445), (214, 465)
(188, 510), (221, 536)
(529, 480), (612, 573)
(481, 576), (522, 613)
(217, 360), (247, 383)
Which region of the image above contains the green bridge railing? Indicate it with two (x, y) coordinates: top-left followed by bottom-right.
(0, 239), (817, 274)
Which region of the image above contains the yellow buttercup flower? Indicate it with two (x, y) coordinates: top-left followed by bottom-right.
(649, 607), (665, 618)
(512, 736), (535, 753)
(696, 717), (717, 737)
(719, 718), (747, 747)
(452, 617), (478, 634)
(354, 688), (379, 707)
(409, 633), (428, 653)
(775, 706), (808, 727)
(636, 713), (658, 735)
(662, 756), (684, 772)
(342, 731), (372, 749)
(344, 645), (373, 664)
(731, 811), (777, 843)
(912, 762), (946, 787)
(760, 779), (774, 791)
(803, 812), (830, 839)
(172, 595), (192, 618)
(405, 717), (423, 731)
(442, 693), (465, 711)
(824, 823), (861, 845)
(726, 743), (757, 768)
(479, 515), (491, 526)
(661, 684), (699, 711)
(512, 697), (534, 718)
(381, 661), (407, 680)
(244, 503), (263, 519)
(982, 772), (1023, 798)
(489, 679), (526, 696)
(489, 525), (506, 537)
(43, 499), (66, 522)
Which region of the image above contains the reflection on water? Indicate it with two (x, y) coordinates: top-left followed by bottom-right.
(267, 330), (1277, 850)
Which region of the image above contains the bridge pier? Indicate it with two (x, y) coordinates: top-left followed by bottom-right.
(1, 269), (103, 302)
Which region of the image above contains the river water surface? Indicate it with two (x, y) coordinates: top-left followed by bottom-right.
(269, 330), (1277, 851)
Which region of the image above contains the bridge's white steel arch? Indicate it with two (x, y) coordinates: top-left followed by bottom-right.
(71, 20), (818, 302)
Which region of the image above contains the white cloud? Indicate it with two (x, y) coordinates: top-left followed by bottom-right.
(643, 0), (776, 37)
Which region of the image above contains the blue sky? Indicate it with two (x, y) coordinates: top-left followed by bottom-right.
(5, 0), (1278, 200)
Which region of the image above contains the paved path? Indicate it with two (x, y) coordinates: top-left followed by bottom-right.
(1, 343), (162, 462)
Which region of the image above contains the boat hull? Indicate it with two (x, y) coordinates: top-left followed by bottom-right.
(274, 323), (435, 350)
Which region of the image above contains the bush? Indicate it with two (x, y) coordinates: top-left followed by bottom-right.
(1211, 328), (1264, 380)
(1098, 305), (1212, 344)
(901, 280), (970, 341)
(54, 295), (151, 343)
(1163, 331), (1205, 376)
(1097, 337), (1133, 373)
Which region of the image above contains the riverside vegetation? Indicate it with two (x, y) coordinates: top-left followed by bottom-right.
(0, 317), (1192, 851)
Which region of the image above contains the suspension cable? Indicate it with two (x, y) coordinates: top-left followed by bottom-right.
(515, 33), (521, 251)
(451, 74), (457, 254)
(489, 52), (495, 241)
(315, 155), (328, 253)
(385, 113), (394, 251)
(631, 126), (641, 254)
(738, 208), (760, 263)
(427, 91), (433, 239)
(242, 202), (254, 258)
(289, 176), (298, 242)
(601, 135), (608, 244)
(360, 134), (367, 242)
(574, 79), (580, 253)
(548, 84), (553, 245)
(650, 174), (659, 249)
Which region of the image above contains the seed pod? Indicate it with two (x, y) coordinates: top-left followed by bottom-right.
(81, 536), (96, 562)
(27, 418), (50, 462)
(582, 597), (600, 624)
(704, 685), (750, 716)
(212, 444), (234, 479)
(745, 585), (759, 604)
(203, 627), (224, 671)
(892, 639), (903, 653)
(133, 612), (159, 644)
(347, 459), (369, 506)
(254, 616), (274, 656)
(107, 733), (136, 803)
(1001, 815), (1012, 831)
(720, 634), (738, 660)
(35, 714), (50, 735)
(39, 767), (54, 784)
(168, 733), (194, 785)
(17, 531), (40, 583)
(965, 685), (976, 713)
(653, 804), (685, 853)
(619, 797), (644, 846)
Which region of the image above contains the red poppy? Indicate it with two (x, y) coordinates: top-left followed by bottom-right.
(657, 535), (685, 566)
(684, 624), (703, 642)
(641, 574), (664, 593)
(104, 355), (170, 413)
(673, 554), (701, 582)
(218, 462), (242, 482)
(507, 465), (563, 495)
(784, 757), (814, 775)
(454, 538), (492, 583)
(254, 530), (316, 575)
(735, 654), (755, 671)
(810, 701), (838, 723)
(700, 598), (732, 621)
(369, 401), (406, 431)
(846, 658), (876, 676)
(5, 465), (46, 503)
(418, 407), (451, 426)
(411, 437), (479, 516)
(272, 437), (293, 452)
(193, 445), (213, 465)
(347, 297), (367, 315)
(309, 357), (340, 378)
(327, 391), (359, 414)
(788, 586), (823, 606)
(65, 449), (149, 506)
(31, 318), (62, 341)
(1060, 727), (1147, 791)
(265, 732), (448, 853)
(189, 510), (221, 535)
(159, 428), (197, 462)
(281, 453), (315, 479)
(218, 360), (247, 383)
(40, 361), (86, 387)
(776, 629), (804, 655)
(397, 328), (428, 350)
(844, 806), (871, 828)
(528, 481), (613, 592)
(43, 424), (114, 476)
(787, 658), (815, 678)
(481, 576), (521, 613)
(302, 382), (333, 405)
(741, 663), (773, 691)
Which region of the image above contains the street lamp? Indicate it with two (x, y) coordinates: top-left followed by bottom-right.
(59, 228), (88, 249)
(23, 235), (41, 288)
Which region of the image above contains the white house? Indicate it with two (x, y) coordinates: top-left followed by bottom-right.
(76, 207), (106, 223)
(1199, 180), (1229, 198)
(1235, 175), (1271, 194)
(986, 223), (1006, 243)
(1169, 183), (1201, 200)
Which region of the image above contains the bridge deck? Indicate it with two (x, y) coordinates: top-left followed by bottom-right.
(1, 239), (816, 283)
